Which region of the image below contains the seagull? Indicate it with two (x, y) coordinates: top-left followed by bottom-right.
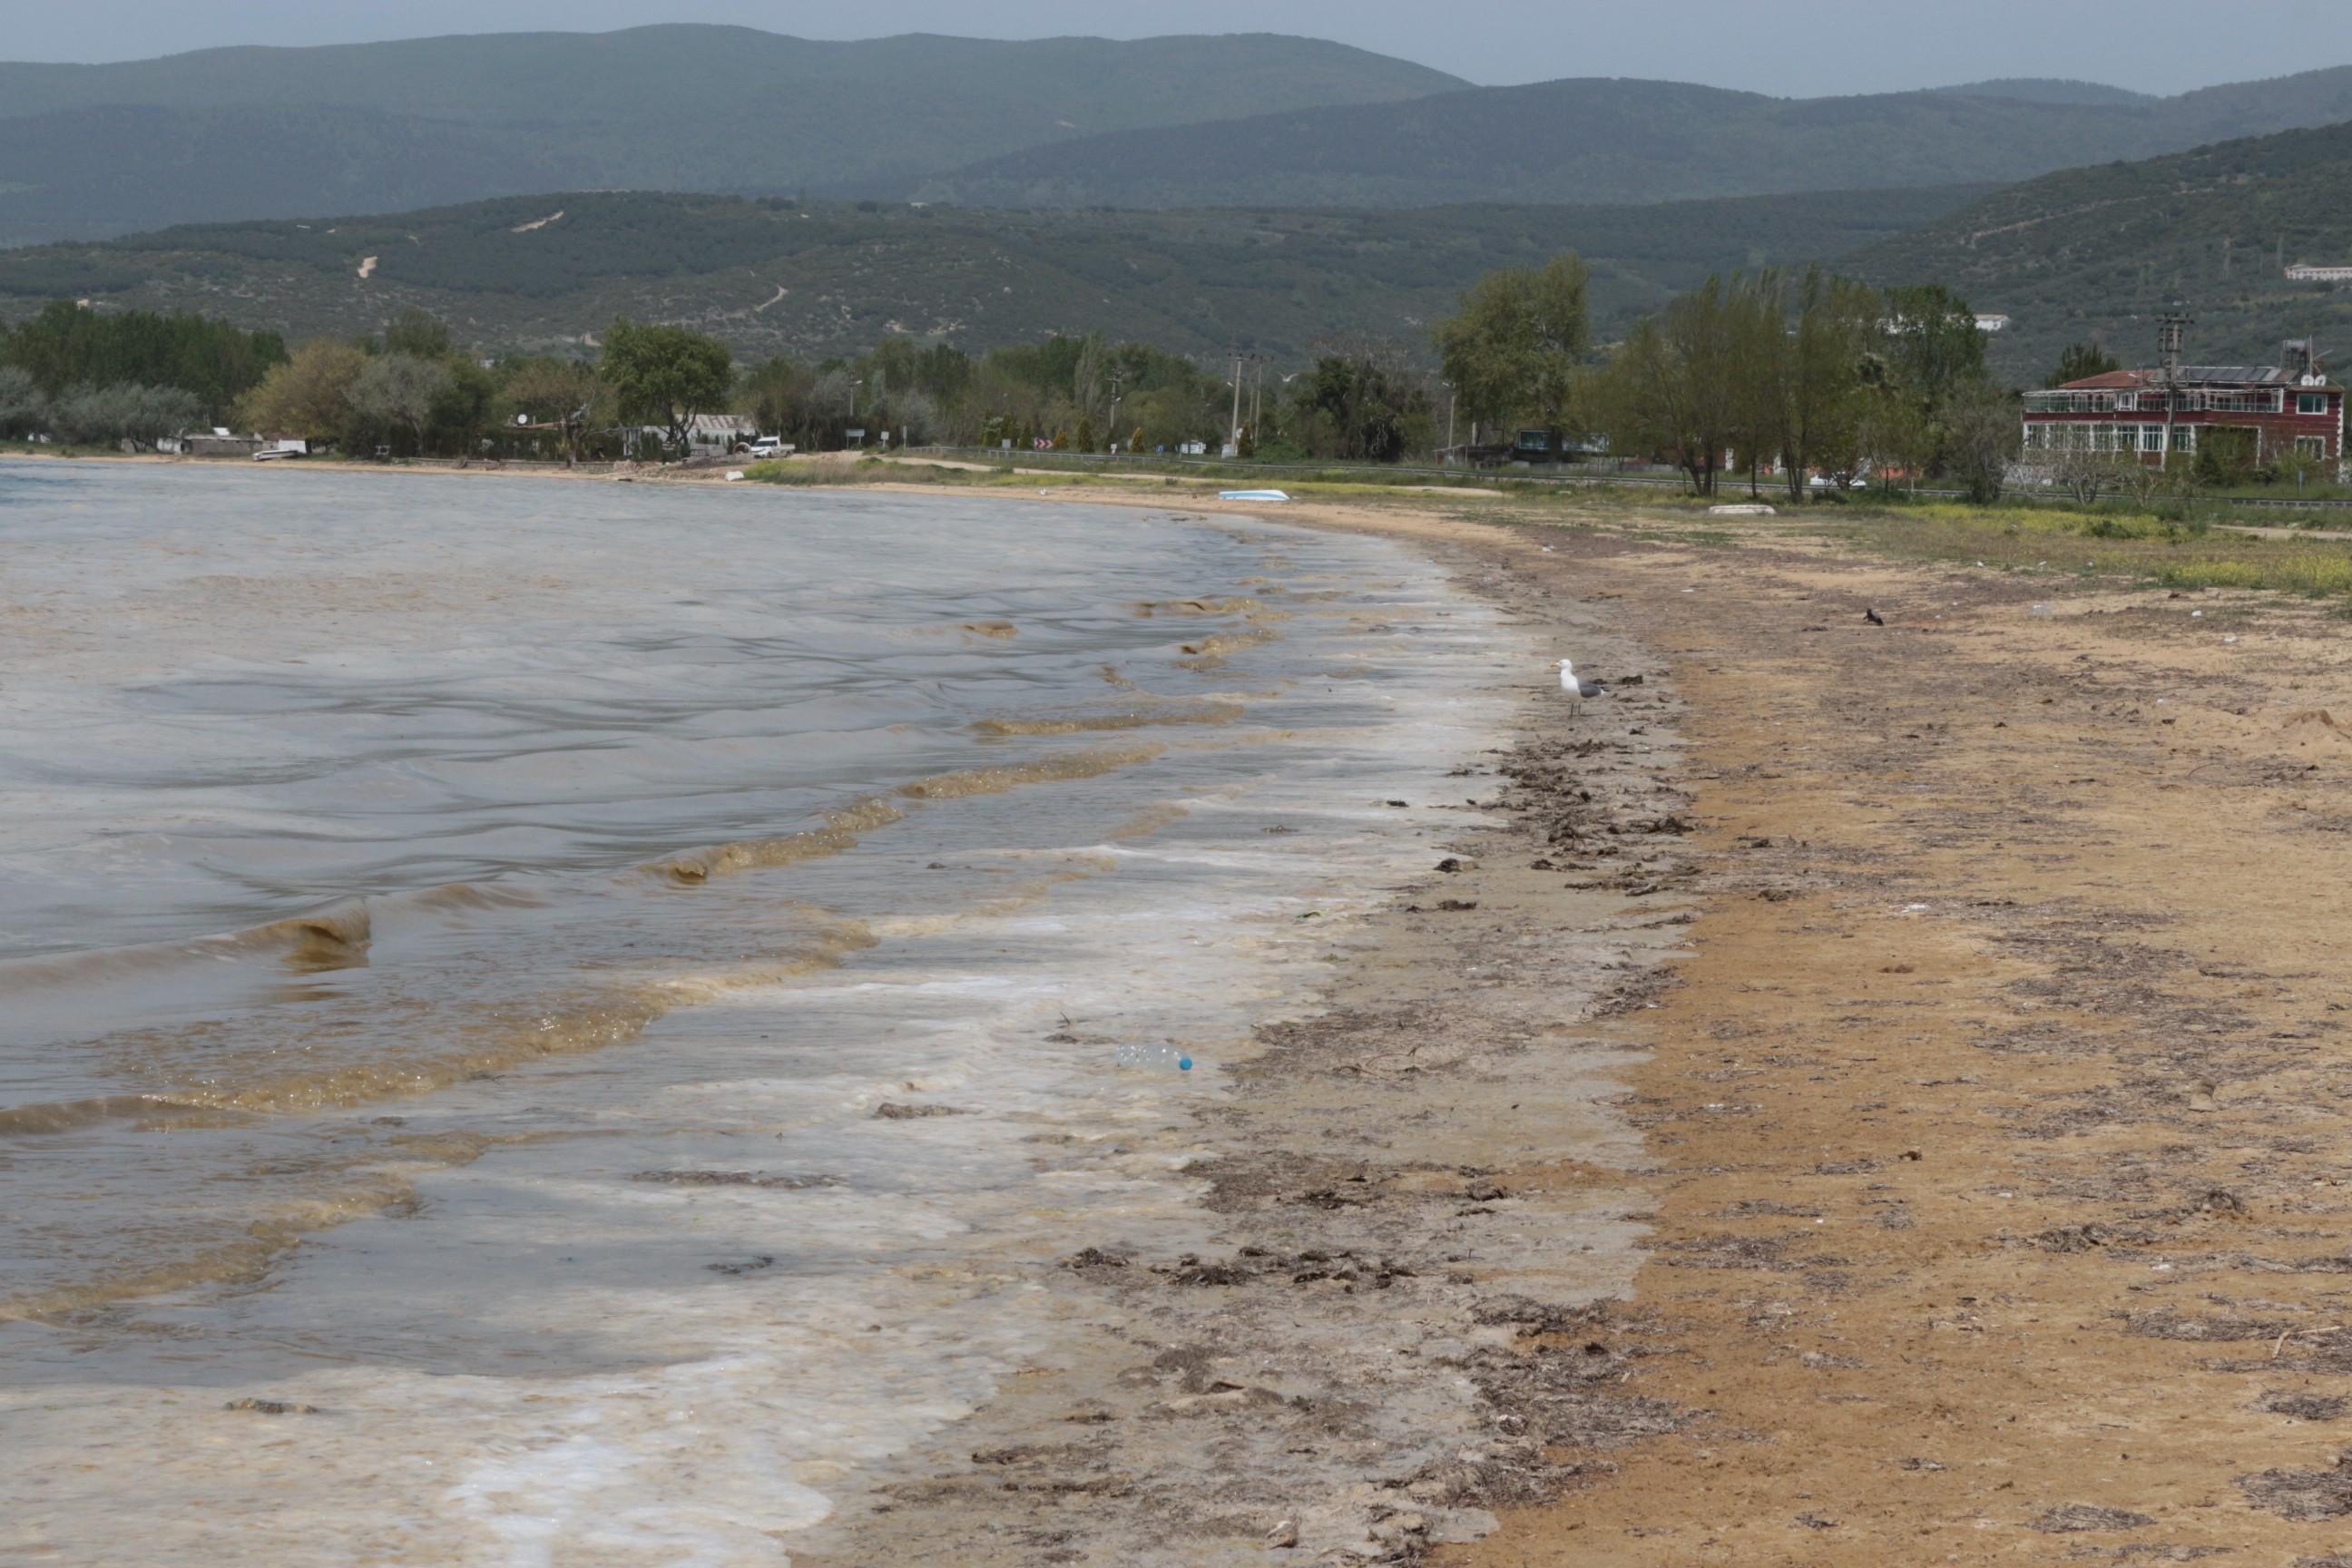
(1557, 658), (1605, 716)
(1864, 606), (1886, 626)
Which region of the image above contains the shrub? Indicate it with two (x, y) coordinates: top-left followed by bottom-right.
(49, 382), (202, 445)
(0, 365), (44, 436)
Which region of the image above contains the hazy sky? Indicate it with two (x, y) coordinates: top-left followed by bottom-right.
(5, 0), (2349, 95)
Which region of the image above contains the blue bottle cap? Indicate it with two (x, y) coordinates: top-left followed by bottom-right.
(1178, 1056), (1193, 1071)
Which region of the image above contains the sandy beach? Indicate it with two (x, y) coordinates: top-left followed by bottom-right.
(14, 452), (2352, 1563)
(797, 477), (2352, 1563)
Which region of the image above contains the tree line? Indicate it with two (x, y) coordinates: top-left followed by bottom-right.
(1588, 271), (2017, 500)
(0, 300), (288, 446)
(4, 276), (2053, 491)
(54, 304), (1267, 462)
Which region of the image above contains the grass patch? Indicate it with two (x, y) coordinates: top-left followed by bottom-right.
(1629, 527), (1736, 546)
(744, 463), (856, 486)
(1822, 499), (2352, 597)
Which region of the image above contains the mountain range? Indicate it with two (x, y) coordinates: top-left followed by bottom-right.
(6, 29), (2352, 246)
(0, 187), (1990, 364)
(0, 28), (1457, 248)
(1849, 116), (2352, 381)
(905, 66), (2352, 209)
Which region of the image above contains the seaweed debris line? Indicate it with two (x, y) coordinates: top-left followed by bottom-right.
(786, 544), (1688, 1566)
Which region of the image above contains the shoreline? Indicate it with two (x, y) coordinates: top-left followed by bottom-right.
(785, 522), (1693, 1564)
(775, 484), (2352, 1563)
(19, 457), (2352, 1558)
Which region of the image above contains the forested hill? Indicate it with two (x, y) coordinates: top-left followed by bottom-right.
(906, 66), (2352, 209)
(1848, 117), (2352, 383)
(0, 186), (1992, 364)
(0, 28), (1459, 248)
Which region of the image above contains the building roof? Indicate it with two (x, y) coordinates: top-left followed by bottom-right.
(2057, 367), (2335, 391)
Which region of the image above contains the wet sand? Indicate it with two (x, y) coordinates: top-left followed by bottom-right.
(779, 516), (1687, 1564)
(807, 485), (2352, 1563)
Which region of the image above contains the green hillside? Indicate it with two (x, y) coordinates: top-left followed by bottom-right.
(907, 66), (2352, 209)
(0, 187), (1992, 366)
(1849, 117), (2352, 382)
(0, 28), (1461, 248)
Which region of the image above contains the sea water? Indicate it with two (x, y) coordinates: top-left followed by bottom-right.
(0, 461), (1520, 1564)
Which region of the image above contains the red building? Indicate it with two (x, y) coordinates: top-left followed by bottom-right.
(2021, 341), (2344, 468)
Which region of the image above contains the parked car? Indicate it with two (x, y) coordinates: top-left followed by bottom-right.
(747, 436), (791, 458)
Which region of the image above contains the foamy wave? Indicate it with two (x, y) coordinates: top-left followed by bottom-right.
(143, 916), (879, 1117)
(893, 744), (1164, 799)
(650, 800), (905, 885)
(0, 899), (374, 996)
(1130, 596), (1264, 617)
(971, 702), (1242, 736)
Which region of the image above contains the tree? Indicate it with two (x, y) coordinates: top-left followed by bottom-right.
(601, 317), (732, 452)
(237, 338), (368, 443)
(739, 356), (817, 442)
(350, 353), (455, 456)
(1939, 381), (2022, 504)
(49, 384), (201, 446)
(1593, 276), (1749, 495)
(1072, 335), (1107, 425)
(2046, 341), (2121, 388)
(0, 366), (44, 436)
(1881, 284), (1987, 413)
(1, 299), (285, 420)
(1433, 252), (1591, 442)
(503, 356), (606, 465)
(1294, 341), (1431, 462)
(382, 308), (453, 359)
(1749, 268), (1881, 501)
(1867, 283), (1995, 485)
(431, 358), (499, 458)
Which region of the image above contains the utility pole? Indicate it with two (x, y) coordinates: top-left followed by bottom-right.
(1229, 349), (1245, 454)
(1441, 381), (1456, 460)
(2158, 301), (2193, 468)
(1108, 375), (1123, 452)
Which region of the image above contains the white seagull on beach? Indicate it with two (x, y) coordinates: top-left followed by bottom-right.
(1557, 658), (1605, 716)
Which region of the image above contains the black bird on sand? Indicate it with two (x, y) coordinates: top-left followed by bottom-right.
(1864, 606), (1886, 626)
